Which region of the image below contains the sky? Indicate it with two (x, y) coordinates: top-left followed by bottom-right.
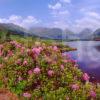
(0, 0), (100, 32)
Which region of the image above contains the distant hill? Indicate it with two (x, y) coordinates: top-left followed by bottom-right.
(0, 23), (100, 41)
(29, 27), (79, 40)
(29, 27), (63, 39)
(0, 23), (29, 36)
(93, 28), (100, 40)
(78, 28), (93, 40)
(64, 29), (79, 40)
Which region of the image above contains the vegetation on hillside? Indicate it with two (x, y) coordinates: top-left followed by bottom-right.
(0, 33), (100, 100)
(0, 23), (100, 41)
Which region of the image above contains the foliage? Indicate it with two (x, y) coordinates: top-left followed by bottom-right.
(0, 36), (99, 100)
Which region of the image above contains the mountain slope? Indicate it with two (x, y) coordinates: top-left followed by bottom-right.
(29, 27), (63, 39)
(78, 28), (93, 40)
(93, 28), (100, 40)
(0, 23), (29, 36)
(64, 29), (79, 40)
(1, 23), (100, 41)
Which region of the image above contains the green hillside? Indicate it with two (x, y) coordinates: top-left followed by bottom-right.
(0, 35), (99, 99)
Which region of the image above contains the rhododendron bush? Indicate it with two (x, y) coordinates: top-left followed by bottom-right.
(0, 38), (100, 100)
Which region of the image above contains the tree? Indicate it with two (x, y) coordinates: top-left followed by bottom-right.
(5, 30), (11, 41)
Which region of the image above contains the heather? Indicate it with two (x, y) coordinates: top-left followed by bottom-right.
(0, 37), (100, 100)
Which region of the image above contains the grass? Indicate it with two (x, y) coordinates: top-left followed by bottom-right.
(0, 34), (100, 100)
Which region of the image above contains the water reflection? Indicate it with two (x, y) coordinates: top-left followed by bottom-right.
(64, 41), (100, 82)
(95, 46), (100, 51)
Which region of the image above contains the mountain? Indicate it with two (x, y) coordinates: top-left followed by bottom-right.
(93, 28), (100, 40)
(29, 27), (80, 40)
(78, 28), (93, 40)
(0, 23), (100, 41)
(64, 29), (78, 40)
(29, 27), (63, 39)
(0, 23), (63, 40)
(0, 23), (29, 36)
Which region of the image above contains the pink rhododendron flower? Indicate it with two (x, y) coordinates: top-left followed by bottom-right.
(53, 46), (58, 51)
(28, 70), (33, 75)
(23, 60), (28, 66)
(62, 53), (71, 59)
(69, 59), (76, 63)
(45, 57), (52, 63)
(10, 41), (16, 45)
(62, 53), (66, 57)
(71, 84), (79, 90)
(48, 70), (54, 77)
(74, 64), (78, 67)
(0, 45), (3, 49)
(16, 44), (21, 48)
(63, 60), (68, 63)
(16, 59), (21, 65)
(32, 47), (41, 55)
(23, 92), (31, 98)
(18, 76), (23, 81)
(27, 49), (31, 56)
(38, 47), (43, 51)
(21, 47), (25, 53)
(11, 41), (21, 48)
(60, 65), (64, 70)
(66, 97), (69, 100)
(27, 49), (30, 53)
(0, 50), (3, 56)
(4, 57), (8, 60)
(33, 67), (41, 75)
(7, 50), (13, 57)
(90, 90), (96, 98)
(83, 73), (90, 81)
(0, 64), (3, 68)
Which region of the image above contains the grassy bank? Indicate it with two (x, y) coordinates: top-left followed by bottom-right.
(0, 36), (100, 100)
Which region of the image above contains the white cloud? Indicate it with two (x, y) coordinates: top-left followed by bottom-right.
(59, 10), (69, 15)
(48, 1), (70, 29)
(0, 15), (41, 28)
(60, 0), (71, 3)
(86, 12), (100, 19)
(51, 10), (70, 18)
(9, 15), (22, 21)
(21, 16), (40, 28)
(72, 11), (100, 32)
(48, 0), (100, 32)
(48, 1), (69, 18)
(48, 2), (62, 10)
(52, 21), (70, 29)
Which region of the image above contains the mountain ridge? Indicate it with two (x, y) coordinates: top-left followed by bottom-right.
(0, 23), (100, 40)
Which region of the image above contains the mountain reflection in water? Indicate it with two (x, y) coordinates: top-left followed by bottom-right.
(64, 41), (100, 82)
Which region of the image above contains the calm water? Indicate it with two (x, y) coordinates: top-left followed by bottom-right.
(64, 41), (100, 82)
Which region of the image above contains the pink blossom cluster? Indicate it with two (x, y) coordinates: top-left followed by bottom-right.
(7, 50), (13, 57)
(23, 92), (31, 98)
(10, 41), (21, 48)
(48, 70), (54, 77)
(71, 84), (79, 90)
(83, 73), (90, 81)
(28, 67), (41, 75)
(32, 47), (42, 56)
(53, 46), (58, 51)
(0, 45), (3, 57)
(0, 40), (98, 99)
(23, 60), (28, 66)
(90, 90), (96, 98)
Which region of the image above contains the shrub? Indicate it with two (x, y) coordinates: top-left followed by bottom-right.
(0, 39), (100, 100)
